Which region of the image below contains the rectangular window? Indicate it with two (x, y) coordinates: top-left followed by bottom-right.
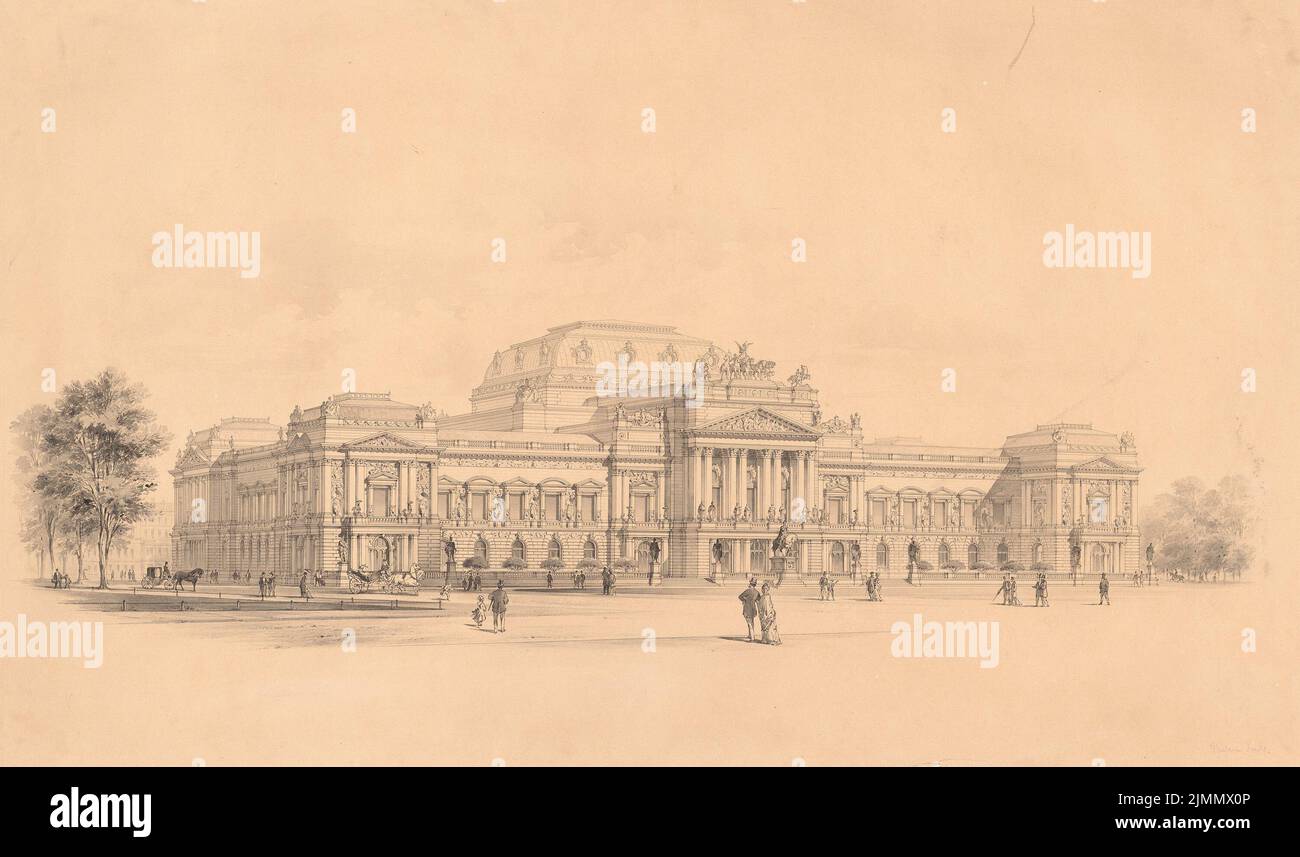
(547, 493), (561, 520)
(638, 495), (652, 522)
(829, 497), (844, 524)
(439, 491), (450, 518)
(514, 492), (526, 521)
(936, 503), (948, 529)
(585, 494), (598, 521)
(473, 492), (488, 520)
(872, 499), (886, 525)
(904, 500), (916, 529)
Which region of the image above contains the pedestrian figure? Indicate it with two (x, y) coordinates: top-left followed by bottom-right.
(608, 569), (617, 597)
(827, 576), (837, 601)
(299, 570), (311, 600)
(818, 573), (829, 601)
(995, 574), (1010, 605)
(738, 579), (761, 642)
(601, 566), (611, 596)
(1099, 572), (1110, 605)
(758, 583), (782, 646)
(546, 570), (554, 589)
(489, 580), (509, 633)
(471, 594), (488, 627)
(1008, 575), (1020, 606)
(51, 570), (60, 589)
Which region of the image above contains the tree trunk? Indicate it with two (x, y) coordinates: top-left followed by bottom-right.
(98, 529), (110, 589)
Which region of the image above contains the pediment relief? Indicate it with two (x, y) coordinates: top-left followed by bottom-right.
(695, 408), (814, 437)
(341, 432), (427, 451)
(1071, 456), (1137, 474)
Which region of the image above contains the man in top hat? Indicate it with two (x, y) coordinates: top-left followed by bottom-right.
(489, 580), (510, 633)
(1098, 572), (1110, 605)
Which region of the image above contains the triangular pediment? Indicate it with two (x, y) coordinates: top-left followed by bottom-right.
(176, 447), (210, 470)
(1072, 456), (1136, 474)
(694, 408), (816, 438)
(341, 432), (427, 451)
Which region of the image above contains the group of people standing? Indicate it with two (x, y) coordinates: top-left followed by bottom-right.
(49, 570), (71, 589)
(257, 571), (278, 598)
(817, 573), (837, 601)
(738, 578), (782, 645)
(462, 570), (484, 591)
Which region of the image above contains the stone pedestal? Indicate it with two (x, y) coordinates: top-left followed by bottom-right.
(771, 555), (787, 586)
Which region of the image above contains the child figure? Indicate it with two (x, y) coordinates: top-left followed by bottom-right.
(471, 594), (488, 627)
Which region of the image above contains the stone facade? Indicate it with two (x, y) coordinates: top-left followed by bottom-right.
(170, 320), (1142, 581)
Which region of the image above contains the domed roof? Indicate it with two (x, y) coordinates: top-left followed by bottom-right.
(478, 320), (716, 383)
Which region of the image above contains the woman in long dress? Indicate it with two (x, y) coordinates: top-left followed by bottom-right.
(758, 583), (782, 646)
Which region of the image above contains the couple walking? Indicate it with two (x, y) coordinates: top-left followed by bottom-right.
(738, 578), (782, 645)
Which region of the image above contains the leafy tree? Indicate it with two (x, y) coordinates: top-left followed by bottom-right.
(10, 405), (60, 579)
(1143, 475), (1257, 581)
(40, 369), (169, 589)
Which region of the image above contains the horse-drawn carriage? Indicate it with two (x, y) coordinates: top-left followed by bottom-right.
(141, 566), (170, 589)
(346, 563), (424, 595)
(140, 565), (203, 591)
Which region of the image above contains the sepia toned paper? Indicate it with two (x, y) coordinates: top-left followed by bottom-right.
(1, 0), (1297, 768)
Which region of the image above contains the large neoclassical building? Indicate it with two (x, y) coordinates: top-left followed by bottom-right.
(170, 320), (1142, 582)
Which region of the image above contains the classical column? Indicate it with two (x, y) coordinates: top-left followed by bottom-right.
(655, 473), (665, 521)
(809, 449), (820, 513)
(696, 449), (707, 517)
(757, 450), (769, 513)
(734, 450), (745, 513)
(707, 449), (717, 517)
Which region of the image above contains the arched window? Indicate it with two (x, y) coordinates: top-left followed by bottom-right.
(968, 543), (980, 567)
(938, 542), (951, 566)
(876, 542), (889, 570)
(583, 540), (597, 560)
(511, 539), (526, 562)
(830, 542), (845, 574)
(997, 541), (1009, 567)
(548, 539), (562, 562)
(475, 538), (488, 562)
(1032, 541), (1043, 564)
(750, 540), (767, 573)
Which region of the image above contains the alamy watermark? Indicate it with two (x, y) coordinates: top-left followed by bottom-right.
(0, 614), (103, 668)
(1042, 224), (1150, 279)
(596, 354), (706, 408)
(151, 224), (261, 279)
(890, 613), (999, 668)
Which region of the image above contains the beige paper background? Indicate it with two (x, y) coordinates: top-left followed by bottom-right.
(1, 1), (1297, 765)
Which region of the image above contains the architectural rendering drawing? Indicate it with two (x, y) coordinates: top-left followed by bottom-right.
(1, 2), (1295, 772)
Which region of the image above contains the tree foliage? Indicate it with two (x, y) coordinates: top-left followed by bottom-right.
(11, 369), (170, 588)
(1143, 475), (1257, 580)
